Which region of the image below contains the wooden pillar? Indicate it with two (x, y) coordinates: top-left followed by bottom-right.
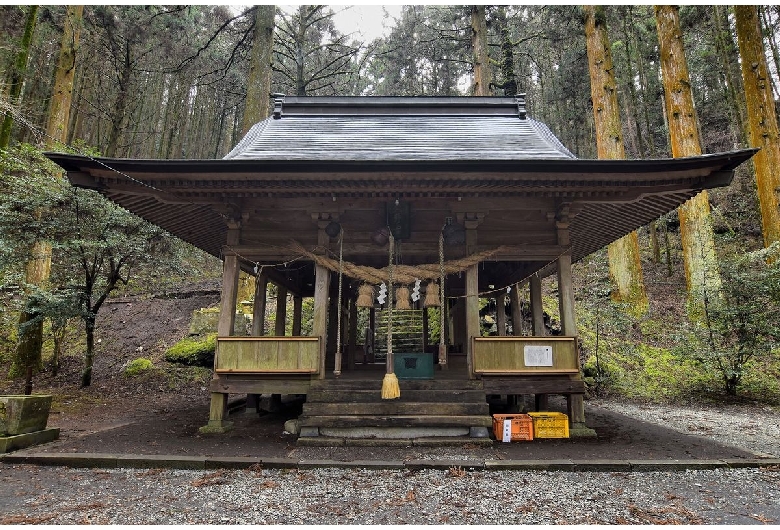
(509, 284), (523, 336)
(422, 306), (429, 351)
(465, 267), (479, 378)
(530, 273), (545, 336)
(556, 219), (577, 336)
(292, 295), (302, 336)
(556, 214), (588, 432)
(495, 293), (507, 336)
(217, 228), (241, 338)
(464, 216), (481, 379)
(367, 306), (376, 363)
(326, 291), (338, 372)
(203, 224), (240, 433)
(312, 216), (333, 379)
(347, 297), (357, 370)
(313, 265), (330, 380)
(274, 286), (287, 336)
(251, 274), (268, 336)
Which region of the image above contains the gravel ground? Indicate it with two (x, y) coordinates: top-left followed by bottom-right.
(1, 465), (779, 524)
(589, 399), (780, 458)
(2, 399), (780, 524)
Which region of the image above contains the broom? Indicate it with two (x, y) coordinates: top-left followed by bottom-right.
(382, 230), (400, 399)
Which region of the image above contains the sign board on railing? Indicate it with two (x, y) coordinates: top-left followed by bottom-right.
(472, 336), (579, 374)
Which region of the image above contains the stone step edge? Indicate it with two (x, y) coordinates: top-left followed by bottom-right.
(3, 452), (778, 472)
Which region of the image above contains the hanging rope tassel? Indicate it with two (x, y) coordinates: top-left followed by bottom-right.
(395, 285), (411, 310)
(382, 230), (400, 399)
(357, 283), (374, 307)
(424, 280), (440, 307)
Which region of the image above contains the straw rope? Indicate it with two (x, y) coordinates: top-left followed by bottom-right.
(286, 240), (511, 284)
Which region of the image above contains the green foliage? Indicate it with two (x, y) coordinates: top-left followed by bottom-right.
(676, 244), (780, 396)
(1, 143), (188, 387)
(164, 333), (216, 367)
(124, 357), (153, 376)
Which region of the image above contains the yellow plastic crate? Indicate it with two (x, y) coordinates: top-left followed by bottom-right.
(492, 414), (533, 442)
(528, 412), (569, 438)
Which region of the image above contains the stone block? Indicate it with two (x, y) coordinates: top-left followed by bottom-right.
(0, 395), (53, 436)
(0, 428), (60, 454)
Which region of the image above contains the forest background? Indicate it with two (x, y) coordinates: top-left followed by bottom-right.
(1, 5), (779, 405)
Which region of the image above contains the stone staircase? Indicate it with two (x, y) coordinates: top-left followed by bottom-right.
(297, 378), (493, 446)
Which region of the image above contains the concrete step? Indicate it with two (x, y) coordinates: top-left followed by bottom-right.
(298, 414), (493, 429)
(302, 402), (489, 417)
(307, 389), (487, 404)
(296, 436), (494, 447)
(309, 379), (483, 391)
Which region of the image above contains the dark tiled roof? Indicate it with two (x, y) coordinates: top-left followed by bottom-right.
(45, 96), (757, 279)
(224, 96), (576, 161)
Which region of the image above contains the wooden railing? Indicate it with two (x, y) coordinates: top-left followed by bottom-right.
(472, 336), (579, 375)
(215, 337), (320, 374)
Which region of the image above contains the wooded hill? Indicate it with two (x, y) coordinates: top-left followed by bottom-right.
(1, 5), (779, 402)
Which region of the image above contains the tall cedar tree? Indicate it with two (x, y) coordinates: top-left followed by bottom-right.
(584, 5), (647, 314)
(735, 6), (780, 249)
(241, 5), (275, 136)
(15, 6), (84, 393)
(471, 6), (490, 96)
(655, 5), (721, 312)
(0, 6), (38, 147)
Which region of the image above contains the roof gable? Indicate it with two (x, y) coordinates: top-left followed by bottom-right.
(224, 95), (576, 161)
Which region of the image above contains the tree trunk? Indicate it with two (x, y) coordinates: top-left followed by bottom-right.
(585, 5), (647, 314)
(471, 5), (490, 96)
(242, 5), (275, 136)
(0, 5), (38, 148)
(14, 6), (84, 394)
(105, 41), (132, 157)
(649, 220), (661, 264)
(46, 5), (84, 148)
(51, 321), (65, 376)
(655, 5), (721, 313)
(735, 5), (780, 249)
(81, 313), (96, 387)
(713, 5), (747, 146)
(760, 7), (780, 102)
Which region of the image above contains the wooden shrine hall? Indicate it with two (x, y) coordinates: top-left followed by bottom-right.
(48, 96), (756, 443)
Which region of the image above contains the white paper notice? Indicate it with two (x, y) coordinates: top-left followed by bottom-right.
(524, 345), (553, 367)
(502, 419), (512, 443)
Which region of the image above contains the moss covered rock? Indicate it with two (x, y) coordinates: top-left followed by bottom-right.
(124, 357), (154, 376)
(164, 333), (216, 368)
